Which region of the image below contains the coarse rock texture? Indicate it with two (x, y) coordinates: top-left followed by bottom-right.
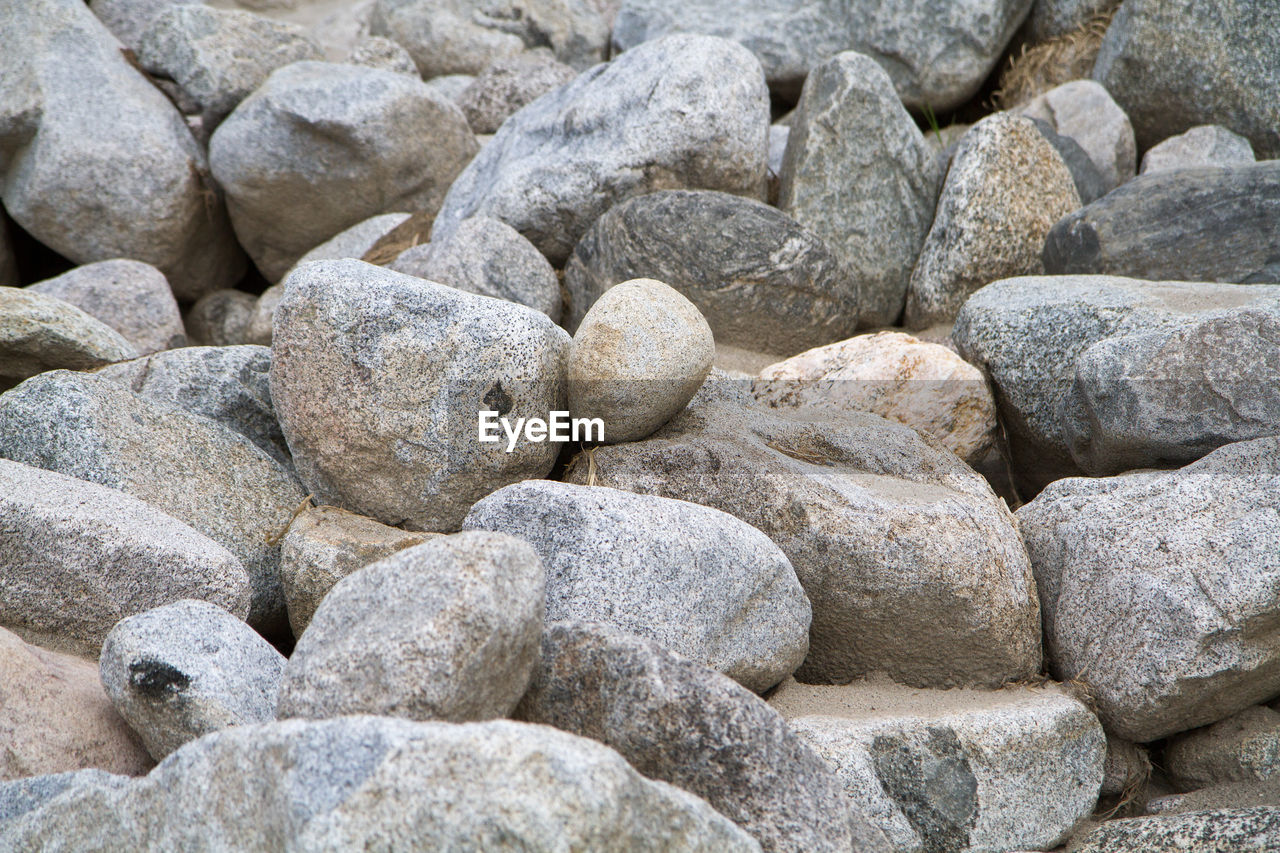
(0, 769), (132, 826)
(1028, 117), (1109, 205)
(389, 216), (561, 321)
(458, 50), (577, 134)
(279, 505), (438, 636)
(0, 717), (759, 850)
(1017, 437), (1280, 742)
(953, 276), (1280, 491)
(0, 371), (303, 634)
(568, 279), (713, 444)
(779, 51), (942, 327)
(565, 191), (857, 355)
(276, 532), (545, 723)
(463, 482), (810, 693)
(209, 62), (477, 281)
(2, 0), (245, 302)
(89, 0), (205, 50)
(755, 332), (999, 465)
(0, 458), (251, 658)
(1164, 706), (1280, 791)
(99, 600), (286, 760)
(1101, 736), (1152, 799)
(516, 622), (890, 853)
(1146, 782), (1280, 816)
(1092, 0), (1280, 159)
(612, 0), (1033, 109)
(0, 288), (137, 383)
(1024, 0), (1120, 42)
(905, 113), (1080, 329)
(95, 345), (291, 469)
(1141, 125), (1257, 175)
(1070, 808), (1280, 852)
(1017, 79), (1136, 192)
(563, 390), (1041, 690)
(0, 627), (152, 782)
(184, 289), (256, 346)
(770, 678), (1105, 853)
(269, 260), (570, 532)
(27, 262), (185, 357)
(137, 4), (324, 125)
(205, 0), (378, 62)
(432, 34), (770, 266)
(1043, 163), (1280, 284)
(369, 0), (614, 78)
(345, 35), (417, 75)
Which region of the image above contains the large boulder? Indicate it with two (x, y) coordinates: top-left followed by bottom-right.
(0, 289), (137, 384)
(431, 34), (770, 266)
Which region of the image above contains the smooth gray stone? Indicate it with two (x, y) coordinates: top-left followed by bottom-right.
(1070, 808), (1280, 852)
(1018, 79), (1136, 194)
(1029, 118), (1108, 204)
(1141, 125), (1257, 175)
(0, 288), (137, 383)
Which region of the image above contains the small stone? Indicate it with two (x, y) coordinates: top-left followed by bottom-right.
(1018, 79), (1136, 192)
(1101, 736), (1152, 799)
(458, 50), (577, 134)
(0, 288), (137, 383)
(99, 600), (287, 760)
(1141, 125), (1256, 175)
(1070, 808), (1280, 852)
(184, 289), (257, 346)
(1164, 706), (1280, 791)
(345, 35), (417, 75)
(27, 261), (185, 356)
(1027, 117), (1109, 204)
(423, 73), (476, 102)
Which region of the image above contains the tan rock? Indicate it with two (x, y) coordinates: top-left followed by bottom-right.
(0, 288), (137, 382)
(756, 331), (998, 464)
(0, 627), (152, 781)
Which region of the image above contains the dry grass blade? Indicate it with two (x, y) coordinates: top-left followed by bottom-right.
(265, 493), (315, 546)
(361, 211), (436, 266)
(991, 7), (1119, 110)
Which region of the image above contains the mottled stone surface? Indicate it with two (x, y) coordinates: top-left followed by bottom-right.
(1071, 808), (1280, 852)
(1165, 706), (1280, 791)
(28, 261), (185, 356)
(458, 50), (577, 134)
(184, 289), (256, 346)
(89, 0), (205, 50)
(0, 769), (131, 827)
(0, 289), (137, 382)
(1018, 79), (1136, 192)
(345, 35), (417, 75)
(1141, 125), (1256, 175)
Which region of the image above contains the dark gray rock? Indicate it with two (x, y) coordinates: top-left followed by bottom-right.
(458, 50), (577, 134)
(1029, 118), (1108, 204)
(28, 261), (186, 356)
(1071, 808), (1280, 852)
(565, 190), (857, 356)
(1141, 125), (1256, 175)
(0, 219), (16, 288)
(0, 288), (137, 383)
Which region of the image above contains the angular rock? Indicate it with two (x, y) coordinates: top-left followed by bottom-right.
(210, 62), (477, 280)
(517, 622), (890, 853)
(779, 51), (942, 327)
(27, 261), (186, 356)
(277, 532), (544, 722)
(755, 331), (999, 465)
(0, 288), (137, 383)
(432, 34), (769, 266)
(270, 259), (569, 531)
(1025, 0), (1120, 42)
(345, 35), (417, 75)
(1071, 808), (1280, 852)
(1017, 437), (1280, 741)
(2, 0), (245, 301)
(463, 481), (811, 692)
(1018, 79), (1136, 192)
(1164, 706), (1280, 791)
(564, 390), (1042, 690)
(389, 216), (561, 321)
(184, 289), (256, 346)
(771, 678), (1105, 853)
(0, 627), (152, 782)
(1092, 0), (1280, 159)
(0, 458), (250, 658)
(568, 279), (713, 444)
(905, 112), (1080, 329)
(1142, 125), (1256, 175)
(565, 190), (857, 355)
(1044, 163), (1280, 284)
(99, 600), (286, 760)
(138, 5), (323, 125)
(458, 50), (577, 134)
(0, 371), (303, 634)
(279, 505), (437, 636)
(0, 718), (759, 850)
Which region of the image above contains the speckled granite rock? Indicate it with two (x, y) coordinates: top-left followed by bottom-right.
(458, 50), (577, 134)
(184, 289), (256, 346)
(1071, 808), (1280, 852)
(0, 289), (137, 383)
(28, 261), (185, 356)
(1141, 125), (1256, 175)
(1164, 706), (1280, 791)
(345, 35), (417, 75)
(1018, 79), (1136, 192)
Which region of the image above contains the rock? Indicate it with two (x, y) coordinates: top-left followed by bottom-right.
(1146, 782), (1280, 816)
(242, 287), (282, 346)
(432, 34), (769, 266)
(953, 276), (1280, 491)
(0, 370), (303, 634)
(568, 279), (713, 444)
(516, 622), (889, 853)
(563, 391), (1042, 690)
(89, 0), (205, 50)
(277, 532), (544, 722)
(779, 51), (942, 327)
(1025, 0), (1120, 42)
(0, 458), (250, 658)
(766, 125), (789, 204)
(0, 220), (16, 288)
(1043, 163), (1280, 284)
(345, 35), (417, 75)
(0, 627), (152, 782)
(565, 190), (857, 355)
(464, 482), (810, 692)
(0, 717), (759, 850)
(0, 769), (132, 826)
(2, 0), (245, 301)
(27, 261), (186, 356)
(770, 678), (1105, 853)
(423, 73), (476, 103)
(1092, 0), (1280, 159)
(270, 259), (569, 531)
(209, 62), (477, 280)
(1142, 125), (1256, 175)
(458, 50), (577, 134)
(0, 288), (137, 383)
(99, 600), (286, 760)
(613, 0), (1032, 110)
(184, 289), (257, 346)
(369, 0), (613, 78)
(1017, 437), (1280, 741)
(279, 505), (437, 636)
(1164, 706), (1280, 791)
(1071, 808), (1280, 852)
(138, 5), (323, 125)
(1018, 79), (1136, 191)
(755, 331), (999, 465)
(95, 345), (291, 468)
(1101, 737), (1152, 798)
(1027, 117), (1109, 205)
(905, 113), (1080, 329)
(388, 216), (561, 321)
